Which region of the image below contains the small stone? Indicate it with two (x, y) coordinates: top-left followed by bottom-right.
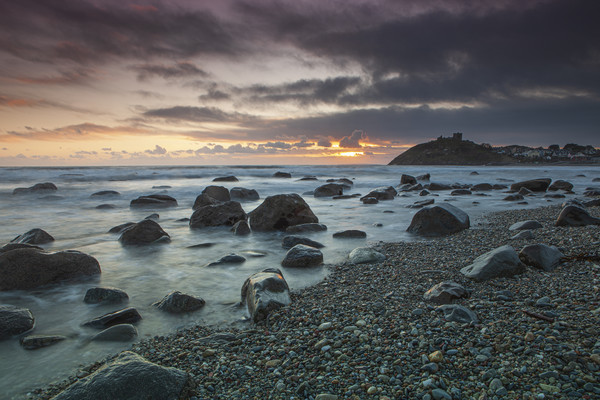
(202, 349), (216, 357)
(525, 331), (536, 342)
(539, 383), (560, 393)
(318, 322), (333, 330)
(432, 388), (452, 400)
(367, 386), (377, 395)
(315, 395), (338, 400)
(265, 359), (282, 367)
(429, 350), (443, 363)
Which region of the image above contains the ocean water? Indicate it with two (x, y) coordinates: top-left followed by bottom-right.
(0, 164), (597, 398)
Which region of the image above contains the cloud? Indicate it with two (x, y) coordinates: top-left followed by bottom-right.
(131, 62), (209, 81)
(142, 106), (253, 123)
(339, 129), (367, 148)
(317, 139), (332, 147)
(15, 68), (94, 85)
(133, 90), (166, 99)
(145, 145), (167, 155)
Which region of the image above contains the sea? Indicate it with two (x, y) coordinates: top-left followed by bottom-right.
(0, 164), (597, 398)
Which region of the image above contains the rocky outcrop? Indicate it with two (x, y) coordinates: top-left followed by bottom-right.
(285, 223), (327, 233)
(202, 186), (231, 202)
(555, 205), (600, 227)
(407, 204), (469, 236)
(213, 176), (238, 182)
(83, 307), (142, 329)
(248, 194), (318, 231)
(20, 334), (66, 349)
(548, 180), (573, 191)
(360, 186), (397, 201)
(518, 244), (563, 271)
(153, 291), (206, 313)
(91, 324), (138, 342)
(189, 201), (247, 228)
(0, 249), (100, 291)
(333, 230), (366, 238)
(510, 178), (551, 192)
(314, 183), (344, 198)
(230, 187), (259, 201)
(423, 281), (469, 304)
(241, 268), (291, 323)
(509, 220), (543, 231)
(119, 220), (170, 245)
(130, 194), (177, 208)
(348, 247), (385, 264)
(282, 235), (324, 249)
(281, 244), (323, 268)
(460, 245), (526, 281)
(50, 351), (188, 400)
(0, 305), (34, 339)
(13, 182), (57, 195)
(84, 287), (129, 304)
(10, 228), (54, 245)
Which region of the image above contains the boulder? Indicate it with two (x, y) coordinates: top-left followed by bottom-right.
(285, 222), (327, 233)
(207, 254), (246, 266)
(96, 204), (117, 210)
(230, 187), (259, 201)
(130, 194), (177, 208)
(83, 307), (142, 329)
(510, 178), (551, 192)
(427, 182), (452, 191)
(153, 291), (205, 313)
(361, 197), (378, 204)
(509, 220), (543, 231)
(460, 245), (526, 281)
(232, 220), (251, 235)
(333, 194), (360, 200)
(192, 193), (221, 210)
(503, 194), (524, 201)
(419, 190), (430, 196)
(548, 180), (574, 191)
(333, 230), (366, 238)
(518, 244), (563, 271)
(360, 186), (397, 201)
(0, 305), (34, 339)
(401, 174), (417, 185)
(423, 281), (469, 304)
(408, 199), (434, 209)
(119, 220), (170, 245)
(518, 187), (533, 196)
(451, 189), (472, 196)
(0, 243), (42, 253)
(417, 173), (430, 181)
(470, 171), (479, 175)
(314, 183), (344, 197)
(493, 184), (508, 189)
(20, 334), (66, 349)
(584, 189), (600, 197)
(348, 247), (385, 264)
(0, 249), (100, 291)
(545, 193), (565, 199)
(189, 201), (247, 228)
(144, 213), (159, 221)
(91, 324), (138, 342)
(13, 182), (57, 195)
(299, 176), (317, 181)
(436, 304), (478, 324)
(11, 228), (54, 245)
(213, 175), (238, 182)
(326, 178), (353, 188)
(241, 268), (291, 322)
(282, 235), (324, 249)
(248, 194), (318, 231)
(407, 203), (470, 236)
(273, 171), (292, 178)
(584, 199), (600, 207)
(84, 287), (129, 304)
(50, 351), (188, 400)
(91, 190), (120, 197)
(510, 230), (534, 240)
(202, 186), (231, 202)
(471, 183), (493, 191)
(556, 205), (600, 226)
(108, 222), (135, 234)
(281, 244), (323, 268)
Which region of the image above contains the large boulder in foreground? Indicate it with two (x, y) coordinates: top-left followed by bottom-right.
(407, 203), (470, 236)
(241, 268), (291, 322)
(119, 220), (170, 245)
(130, 194), (177, 208)
(248, 194), (318, 231)
(510, 178), (551, 192)
(0, 305), (34, 339)
(281, 244), (323, 268)
(460, 245), (526, 281)
(51, 351), (188, 400)
(518, 244), (563, 271)
(10, 228), (54, 245)
(0, 249), (100, 291)
(555, 205), (600, 227)
(189, 201), (247, 228)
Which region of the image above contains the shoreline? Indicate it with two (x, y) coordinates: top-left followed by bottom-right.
(28, 204), (600, 399)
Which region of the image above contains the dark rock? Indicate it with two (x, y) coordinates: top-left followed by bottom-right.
(417, 173), (430, 181)
(96, 204), (117, 210)
(232, 220), (251, 235)
(273, 171), (292, 178)
(153, 291), (206, 313)
(348, 247), (385, 264)
(471, 183), (493, 191)
(326, 178), (353, 188)
(152, 185), (171, 189)
(281, 244), (323, 268)
(420, 190), (430, 196)
(360, 186), (397, 201)
(213, 175), (238, 182)
(192, 193), (221, 210)
(493, 184), (508, 189)
(187, 242), (217, 249)
(241, 268), (290, 323)
(314, 183), (344, 197)
(285, 223), (327, 233)
(298, 176), (318, 181)
(332, 194), (360, 200)
(584, 189), (600, 197)
(119, 220), (170, 245)
(407, 203), (469, 236)
(248, 194), (318, 231)
(91, 324), (138, 342)
(510, 230), (534, 240)
(0, 305), (34, 339)
(519, 244), (563, 271)
(84, 287), (129, 304)
(408, 199), (435, 209)
(593, 177), (600, 182)
(11, 228), (54, 245)
(427, 182), (452, 191)
(544, 193), (565, 199)
(0, 249), (101, 291)
(361, 197), (378, 204)
(584, 199), (600, 207)
(83, 307), (142, 329)
(20, 334), (66, 349)
(282, 235), (324, 249)
(190, 201), (247, 228)
(503, 194), (524, 201)
(401, 174), (417, 185)
(201, 186), (231, 202)
(548, 180), (574, 191)
(130, 194), (177, 208)
(50, 351), (188, 400)
(556, 205), (600, 227)
(0, 243), (42, 253)
(176, 217), (190, 222)
(460, 245), (526, 281)
(13, 182), (57, 195)
(207, 254), (246, 266)
(518, 187), (534, 196)
(144, 213), (159, 221)
(436, 304), (478, 324)
(509, 220), (543, 231)
(91, 190), (120, 197)
(108, 222), (135, 234)
(423, 281), (469, 304)
(451, 189), (472, 196)
(510, 178), (552, 192)
(470, 171), (479, 175)
(230, 187), (259, 201)
(333, 230), (367, 238)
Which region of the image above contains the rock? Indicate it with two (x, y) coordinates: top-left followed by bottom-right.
(13, 182), (57, 195)
(83, 307), (142, 329)
(152, 185), (171, 189)
(248, 194), (318, 231)
(503, 194), (524, 201)
(119, 220), (170, 245)
(360, 186), (397, 201)
(230, 187), (259, 201)
(556, 205), (600, 226)
(509, 220), (543, 231)
(419, 190), (430, 196)
(333, 230), (366, 238)
(584, 198), (600, 207)
(423, 281), (469, 304)
(348, 247), (386, 264)
(213, 175), (238, 182)
(91, 324), (138, 342)
(460, 245), (526, 281)
(326, 178), (353, 187)
(207, 254), (246, 266)
(510, 230), (534, 240)
(417, 173), (430, 181)
(470, 171), (479, 175)
(544, 193), (565, 199)
(273, 171), (292, 178)
(10, 228), (54, 245)
(130, 194), (177, 208)
(401, 174), (417, 185)
(408, 199), (434, 209)
(0, 305), (34, 339)
(518, 187), (533, 196)
(407, 203), (470, 236)
(192, 193), (221, 210)
(510, 178), (552, 192)
(286, 223), (327, 233)
(84, 287), (129, 304)
(451, 189), (472, 195)
(144, 213), (159, 221)
(91, 190), (120, 197)
(0, 249), (101, 291)
(153, 291), (206, 313)
(281, 244), (323, 268)
(108, 222), (135, 234)
(427, 182), (452, 191)
(332, 194), (359, 200)
(471, 183), (493, 191)
(519, 244), (563, 271)
(436, 304), (478, 324)
(232, 220), (251, 235)
(299, 176), (318, 181)
(241, 268), (291, 322)
(189, 201), (247, 228)
(282, 235), (324, 249)
(201, 185), (231, 202)
(0, 243), (43, 253)
(314, 183), (345, 198)
(584, 189), (600, 196)
(51, 351), (188, 400)
(361, 197), (378, 204)
(548, 180), (574, 191)
(96, 204), (117, 210)
(20, 334), (66, 349)
(432, 388), (452, 400)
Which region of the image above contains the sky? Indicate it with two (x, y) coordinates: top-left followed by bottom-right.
(0, 0), (598, 166)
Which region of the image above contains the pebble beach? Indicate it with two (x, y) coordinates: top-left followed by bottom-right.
(28, 204), (600, 400)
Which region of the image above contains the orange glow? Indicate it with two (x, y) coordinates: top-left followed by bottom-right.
(337, 151), (363, 157)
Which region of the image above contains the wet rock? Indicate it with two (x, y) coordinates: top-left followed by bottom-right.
(518, 187), (534, 196)
(407, 203), (470, 236)
(401, 174), (417, 185)
(108, 222), (135, 234)
(230, 187), (259, 201)
(0, 249), (100, 291)
(333, 230), (366, 238)
(201, 185), (230, 202)
(50, 351), (188, 400)
(408, 199), (434, 209)
(436, 304), (478, 324)
(314, 183), (344, 198)
(241, 268), (290, 322)
(130, 194), (177, 208)
(519, 244), (563, 271)
(471, 183), (493, 191)
(119, 220), (170, 245)
(282, 235), (324, 249)
(213, 176), (238, 182)
(286, 222), (327, 233)
(423, 281), (469, 304)
(360, 186), (397, 201)
(510, 178), (552, 192)
(153, 291), (206, 313)
(273, 171), (292, 178)
(192, 193), (221, 210)
(207, 254), (246, 266)
(13, 182), (57, 195)
(10, 228), (54, 245)
(348, 247), (385, 264)
(84, 287), (129, 304)
(460, 245), (526, 281)
(503, 194), (524, 201)
(556, 205), (600, 226)
(326, 178), (353, 188)
(420, 189), (430, 196)
(0, 305), (34, 339)
(0, 243), (42, 253)
(427, 182), (452, 191)
(91, 190), (120, 197)
(332, 194), (360, 200)
(299, 176), (318, 181)
(190, 201), (247, 228)
(417, 173), (430, 181)
(451, 189), (472, 195)
(20, 334), (66, 349)
(509, 220), (543, 231)
(83, 307), (142, 329)
(152, 185), (171, 189)
(91, 324), (138, 342)
(232, 220), (251, 235)
(548, 180), (574, 191)
(281, 244), (323, 268)
(144, 213), (159, 221)
(361, 197), (378, 204)
(96, 204), (117, 210)
(248, 194), (318, 231)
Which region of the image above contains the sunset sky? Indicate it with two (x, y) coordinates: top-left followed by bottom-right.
(0, 0), (598, 165)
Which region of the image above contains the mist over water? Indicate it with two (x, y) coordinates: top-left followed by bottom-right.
(0, 164), (597, 398)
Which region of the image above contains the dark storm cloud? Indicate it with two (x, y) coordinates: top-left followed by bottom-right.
(131, 62), (209, 81)
(339, 130), (367, 148)
(142, 106), (254, 123)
